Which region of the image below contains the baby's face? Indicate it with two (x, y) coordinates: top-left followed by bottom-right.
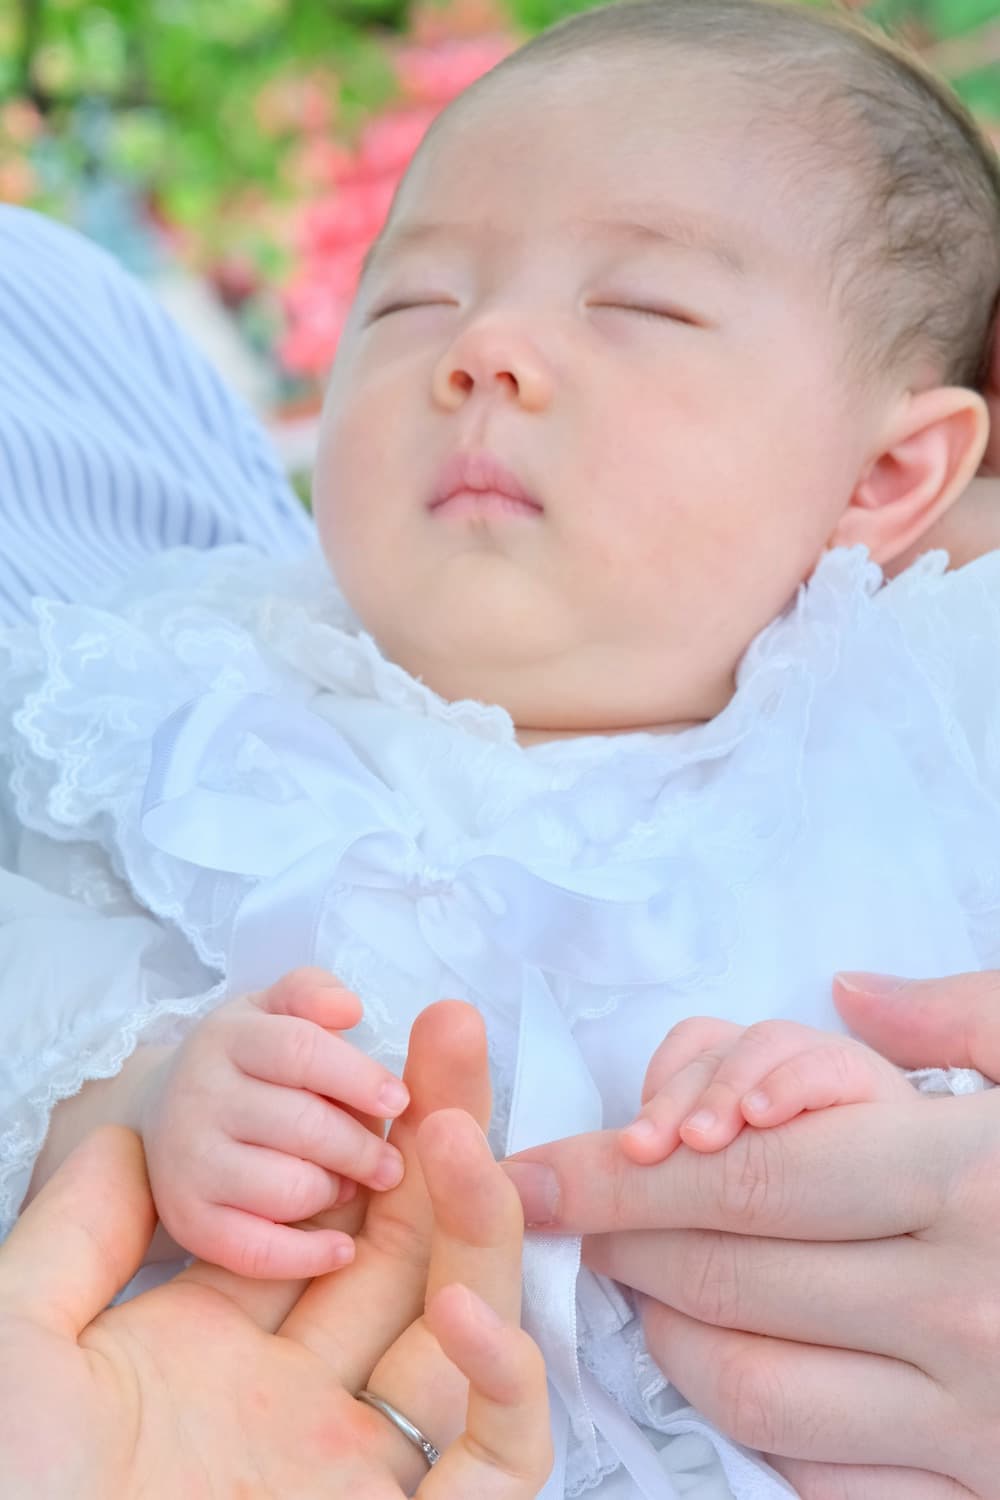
(313, 58), (885, 738)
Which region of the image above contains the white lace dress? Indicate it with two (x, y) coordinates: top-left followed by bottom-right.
(2, 542), (998, 1500)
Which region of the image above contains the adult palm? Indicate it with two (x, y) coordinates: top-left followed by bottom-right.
(0, 1001), (550, 1500)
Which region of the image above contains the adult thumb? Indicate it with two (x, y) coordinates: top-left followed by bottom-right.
(834, 969), (1000, 1078)
(0, 1126), (156, 1338)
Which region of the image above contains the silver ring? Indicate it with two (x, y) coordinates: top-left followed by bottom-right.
(357, 1389), (441, 1468)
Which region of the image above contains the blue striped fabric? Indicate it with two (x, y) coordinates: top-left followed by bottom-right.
(0, 206), (314, 624)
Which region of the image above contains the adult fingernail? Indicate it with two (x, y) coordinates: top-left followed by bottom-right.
(835, 971), (910, 998)
(501, 1163), (560, 1227)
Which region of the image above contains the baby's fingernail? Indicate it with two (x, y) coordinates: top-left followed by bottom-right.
(373, 1151), (405, 1190)
(835, 971), (909, 998)
(378, 1080), (409, 1114)
(683, 1109), (716, 1134)
(501, 1163), (560, 1227)
(622, 1117), (657, 1145)
(330, 1240), (355, 1266)
(743, 1091), (770, 1118)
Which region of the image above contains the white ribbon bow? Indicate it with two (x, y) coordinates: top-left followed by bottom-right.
(142, 691), (681, 1497)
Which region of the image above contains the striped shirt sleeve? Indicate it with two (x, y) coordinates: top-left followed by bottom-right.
(0, 205), (314, 625)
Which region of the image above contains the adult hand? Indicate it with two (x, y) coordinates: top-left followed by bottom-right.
(0, 1000), (552, 1500)
(504, 971), (1000, 1499)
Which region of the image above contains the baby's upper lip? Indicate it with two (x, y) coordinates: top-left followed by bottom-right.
(429, 451), (543, 511)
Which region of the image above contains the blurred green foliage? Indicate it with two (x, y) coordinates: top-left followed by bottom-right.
(2, 0), (404, 243)
(3, 0), (998, 233)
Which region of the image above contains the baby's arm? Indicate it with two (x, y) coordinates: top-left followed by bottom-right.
(619, 1016), (914, 1164)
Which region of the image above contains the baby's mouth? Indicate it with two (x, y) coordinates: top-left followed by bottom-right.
(428, 450), (543, 515)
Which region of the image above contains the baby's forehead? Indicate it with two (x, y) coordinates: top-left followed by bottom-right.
(379, 63), (819, 281)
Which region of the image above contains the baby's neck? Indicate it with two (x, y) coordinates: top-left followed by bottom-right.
(515, 719), (702, 747)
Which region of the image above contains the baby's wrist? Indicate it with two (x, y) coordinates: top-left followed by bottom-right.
(126, 1045), (176, 1143)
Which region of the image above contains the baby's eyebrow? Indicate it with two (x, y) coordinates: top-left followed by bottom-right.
(579, 213), (750, 278)
(361, 224), (445, 280)
(361, 209), (750, 280)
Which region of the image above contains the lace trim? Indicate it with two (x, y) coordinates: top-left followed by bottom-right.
(0, 976), (225, 1240)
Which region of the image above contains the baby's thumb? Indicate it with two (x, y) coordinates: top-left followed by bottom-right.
(834, 970), (1000, 1079)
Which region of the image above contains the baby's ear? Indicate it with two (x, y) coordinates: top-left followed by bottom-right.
(829, 386), (989, 566)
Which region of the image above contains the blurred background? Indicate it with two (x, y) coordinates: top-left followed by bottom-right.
(2, 0), (999, 482)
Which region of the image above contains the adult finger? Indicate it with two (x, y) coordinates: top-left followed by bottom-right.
(583, 1228), (932, 1366)
(0, 1126), (155, 1336)
(419, 1283), (552, 1500)
(835, 970), (1000, 1078)
(420, 1110), (524, 1316)
(768, 1455), (973, 1499)
(280, 1000), (492, 1384)
(362, 1108), (527, 1487)
(504, 1097), (952, 1237)
(641, 1300), (947, 1470)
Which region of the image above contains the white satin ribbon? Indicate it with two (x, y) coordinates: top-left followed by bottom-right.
(142, 691), (680, 1497)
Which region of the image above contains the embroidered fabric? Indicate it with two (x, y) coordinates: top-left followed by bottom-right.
(3, 541), (1000, 1498)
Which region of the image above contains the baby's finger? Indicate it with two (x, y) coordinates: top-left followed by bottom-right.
(198, 1140), (342, 1224)
(742, 1044), (908, 1128)
(226, 1078), (404, 1193)
(621, 1051), (725, 1162)
(232, 1011), (409, 1119)
(251, 966), (363, 1031)
(679, 1020), (834, 1151)
(182, 1201), (356, 1279)
(418, 1284), (552, 1500)
(640, 1016), (743, 1104)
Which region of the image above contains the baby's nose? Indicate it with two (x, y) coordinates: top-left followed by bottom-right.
(431, 319), (553, 412)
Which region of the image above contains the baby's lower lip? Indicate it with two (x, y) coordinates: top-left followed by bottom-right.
(431, 489), (543, 519)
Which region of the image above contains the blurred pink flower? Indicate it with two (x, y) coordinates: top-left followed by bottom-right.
(394, 37), (512, 103)
(358, 105), (441, 174)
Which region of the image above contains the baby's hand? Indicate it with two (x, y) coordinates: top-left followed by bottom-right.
(140, 967), (410, 1278)
(620, 1015), (914, 1164)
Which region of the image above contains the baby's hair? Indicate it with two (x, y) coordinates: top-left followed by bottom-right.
(467, 0), (1000, 395)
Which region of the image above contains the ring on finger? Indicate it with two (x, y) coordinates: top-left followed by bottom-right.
(357, 1389), (441, 1468)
